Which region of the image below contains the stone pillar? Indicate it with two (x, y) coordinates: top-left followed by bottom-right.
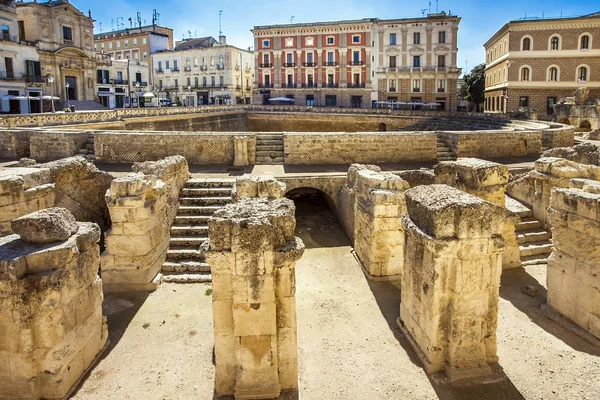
(205, 198), (304, 399)
(398, 185), (505, 382)
(100, 173), (169, 292)
(546, 181), (600, 341)
(353, 167), (409, 280)
(0, 208), (107, 399)
(234, 175), (285, 200)
(454, 158), (521, 269)
(234, 136), (250, 167)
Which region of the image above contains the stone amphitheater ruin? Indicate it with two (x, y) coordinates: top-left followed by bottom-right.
(0, 105), (599, 400)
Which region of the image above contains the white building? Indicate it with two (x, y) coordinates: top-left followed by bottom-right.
(95, 55), (150, 108)
(151, 36), (254, 105)
(0, 0), (42, 114)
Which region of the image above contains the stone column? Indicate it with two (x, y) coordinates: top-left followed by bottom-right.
(398, 185), (505, 382)
(546, 181), (600, 341)
(100, 173), (169, 292)
(233, 136), (250, 167)
(0, 208), (107, 399)
(353, 167), (410, 280)
(454, 158), (521, 269)
(205, 198), (305, 399)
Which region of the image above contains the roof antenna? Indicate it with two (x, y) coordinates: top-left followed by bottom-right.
(99, 22), (102, 33)
(111, 18), (114, 31)
(428, 0), (431, 14)
(436, 0), (439, 12)
(290, 16), (295, 24)
(421, 9), (427, 17)
(128, 17), (132, 28)
(137, 12), (142, 28)
(219, 10), (223, 36)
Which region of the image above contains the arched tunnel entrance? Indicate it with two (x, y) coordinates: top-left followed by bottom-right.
(285, 187), (350, 249)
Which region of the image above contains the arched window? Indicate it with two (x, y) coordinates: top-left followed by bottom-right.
(549, 67), (558, 81)
(581, 35), (590, 50)
(578, 66), (588, 82)
(551, 36), (559, 50)
(521, 67), (530, 81)
(522, 37), (531, 51)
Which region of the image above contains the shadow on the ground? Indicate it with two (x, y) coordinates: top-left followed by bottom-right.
(500, 266), (600, 355)
(214, 389), (299, 400)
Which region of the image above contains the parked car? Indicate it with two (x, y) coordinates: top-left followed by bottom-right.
(159, 98), (172, 107)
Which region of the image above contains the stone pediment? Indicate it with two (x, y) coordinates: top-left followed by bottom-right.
(434, 45), (451, 52)
(409, 45), (425, 53)
(385, 46), (401, 54)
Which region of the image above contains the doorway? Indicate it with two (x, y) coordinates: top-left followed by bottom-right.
(65, 76), (78, 101)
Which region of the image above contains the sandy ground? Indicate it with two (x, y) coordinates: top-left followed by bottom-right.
(72, 196), (600, 400)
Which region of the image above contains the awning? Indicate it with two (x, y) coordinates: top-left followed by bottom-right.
(97, 92), (114, 97)
(143, 92), (156, 98)
(269, 97), (294, 102)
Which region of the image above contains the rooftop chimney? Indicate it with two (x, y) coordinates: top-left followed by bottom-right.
(219, 35), (226, 45)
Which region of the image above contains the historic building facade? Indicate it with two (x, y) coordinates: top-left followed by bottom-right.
(252, 19), (375, 108)
(16, 0), (97, 105)
(484, 12), (600, 117)
(95, 56), (150, 109)
(376, 12), (461, 111)
(152, 36), (254, 105)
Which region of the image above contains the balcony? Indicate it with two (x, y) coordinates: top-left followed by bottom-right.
(258, 84), (274, 88)
(326, 83), (338, 88)
(217, 64), (225, 70)
(112, 79), (129, 85)
(412, 67), (421, 72)
(184, 66), (192, 72)
(388, 67), (397, 72)
(25, 75), (44, 83)
(324, 62), (337, 66)
(413, 88), (421, 93)
(388, 87), (397, 92)
(97, 78), (110, 84)
(260, 63), (272, 68)
(350, 83), (365, 88)
(282, 83), (296, 88)
(236, 85), (242, 90)
(302, 83), (317, 88)
(349, 61), (364, 66)
(437, 88), (446, 93)
(134, 81), (148, 87)
(283, 63), (296, 67)
(200, 65), (208, 71)
(245, 86), (251, 91)
(155, 68), (164, 73)
(0, 71), (22, 81)
(303, 62), (316, 67)
(171, 67), (180, 72)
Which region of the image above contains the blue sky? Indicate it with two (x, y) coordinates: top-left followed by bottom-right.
(75, 0), (597, 75)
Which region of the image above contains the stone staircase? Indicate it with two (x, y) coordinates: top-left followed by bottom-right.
(506, 196), (553, 266)
(437, 136), (456, 161)
(162, 178), (235, 283)
(256, 133), (284, 164)
(77, 134), (95, 161)
(58, 100), (109, 111)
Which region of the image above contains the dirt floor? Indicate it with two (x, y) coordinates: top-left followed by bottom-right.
(72, 194), (600, 400)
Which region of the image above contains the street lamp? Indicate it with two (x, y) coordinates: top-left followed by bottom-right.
(135, 81), (140, 108)
(221, 86), (224, 105)
(187, 85), (191, 107)
(65, 82), (70, 108)
(47, 75), (55, 113)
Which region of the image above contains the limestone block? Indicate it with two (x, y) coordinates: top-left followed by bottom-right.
(235, 175), (286, 200)
(206, 197), (304, 397)
(234, 136), (250, 167)
(0, 222), (107, 400)
(399, 184), (505, 381)
(11, 208), (78, 244)
(455, 158), (509, 207)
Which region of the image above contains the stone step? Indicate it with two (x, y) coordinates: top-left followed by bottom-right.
(77, 149), (89, 154)
(170, 225), (208, 236)
(185, 179), (235, 188)
(169, 236), (208, 247)
(162, 261), (210, 273)
(166, 248), (204, 261)
(180, 197), (232, 206)
(256, 134), (284, 140)
(517, 230), (552, 244)
(85, 144), (95, 150)
(437, 157), (456, 162)
(177, 205), (222, 215)
(256, 145), (284, 152)
(256, 150), (285, 158)
(519, 242), (553, 257)
(256, 157), (284, 164)
(521, 255), (551, 266)
(437, 146), (450, 152)
(181, 187), (232, 197)
(162, 272), (212, 283)
(256, 139), (284, 146)
(174, 215), (212, 225)
(438, 152), (454, 157)
(515, 218), (542, 232)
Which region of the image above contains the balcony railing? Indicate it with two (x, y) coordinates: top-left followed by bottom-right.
(200, 65), (208, 71)
(184, 66), (192, 72)
(134, 81), (148, 87)
(112, 79), (128, 85)
(302, 83), (317, 88)
(324, 61), (337, 66)
(388, 67), (397, 72)
(258, 84), (273, 88)
(413, 88), (421, 92)
(260, 63), (272, 68)
(155, 68), (164, 73)
(0, 34), (18, 43)
(25, 75), (44, 83)
(0, 71), (21, 81)
(283, 63), (296, 67)
(350, 83), (365, 88)
(437, 88), (446, 93)
(303, 62), (316, 67)
(236, 85), (242, 90)
(388, 87), (397, 92)
(282, 83), (296, 88)
(326, 83), (338, 88)
(349, 61), (364, 66)
(217, 64), (225, 70)
(245, 86), (251, 91)
(171, 67), (180, 72)
(97, 78), (110, 84)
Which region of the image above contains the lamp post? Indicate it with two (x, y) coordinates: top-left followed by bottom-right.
(187, 85), (191, 107)
(47, 75), (55, 113)
(221, 86), (224, 105)
(135, 81), (140, 108)
(65, 82), (70, 108)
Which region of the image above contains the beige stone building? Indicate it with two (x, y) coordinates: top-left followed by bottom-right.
(484, 12), (600, 118)
(95, 56), (150, 108)
(152, 36), (254, 105)
(376, 12), (461, 111)
(16, 0), (97, 105)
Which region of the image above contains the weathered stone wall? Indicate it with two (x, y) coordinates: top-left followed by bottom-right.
(0, 130), (30, 158)
(399, 185), (505, 381)
(0, 213), (107, 399)
(205, 198), (304, 398)
(281, 176), (346, 215)
(100, 173), (169, 292)
(353, 168), (409, 279)
(94, 131), (256, 165)
(547, 184), (600, 340)
(132, 155), (189, 226)
(439, 130), (543, 159)
(29, 130), (90, 161)
(284, 132), (438, 164)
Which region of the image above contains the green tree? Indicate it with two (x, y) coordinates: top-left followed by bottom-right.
(460, 63), (486, 112)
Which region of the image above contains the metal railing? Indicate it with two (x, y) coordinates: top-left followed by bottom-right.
(260, 63), (273, 68)
(25, 75), (44, 83)
(326, 83), (338, 88)
(303, 62), (316, 67)
(0, 71), (20, 80)
(258, 84), (274, 88)
(350, 83), (365, 88)
(302, 83), (317, 88)
(324, 62), (337, 66)
(349, 61), (364, 66)
(155, 68), (164, 73)
(184, 66), (192, 71)
(282, 83), (296, 88)
(283, 63), (296, 67)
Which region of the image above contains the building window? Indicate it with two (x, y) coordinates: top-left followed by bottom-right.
(307, 53), (313, 64)
(174, 79), (178, 88)
(389, 79), (396, 92)
(166, 60), (170, 69)
(203, 77), (207, 86)
(117, 41), (121, 48)
(1, 25), (10, 42)
(437, 54), (446, 67)
(389, 56), (396, 68)
(413, 32), (420, 44)
(194, 57), (198, 67)
(263, 39), (270, 48)
(522, 37), (531, 51)
(437, 80), (446, 93)
(581, 35), (590, 50)
(353, 51), (360, 63)
(143, 52), (147, 58)
(325, 95), (337, 106)
(307, 73), (314, 85)
(438, 31), (446, 44)
(305, 37), (314, 46)
(521, 67), (530, 81)
(219, 76), (224, 87)
(142, 37), (147, 44)
(547, 97), (557, 115)
(326, 36), (335, 45)
(413, 55), (421, 68)
(263, 54), (270, 64)
(285, 38), (293, 47)
(550, 36), (559, 50)
(109, 42), (113, 49)
(94, 44), (97, 50)
(328, 73), (334, 85)
(211, 76), (216, 86)
(186, 58), (190, 67)
(389, 33), (396, 45)
(549, 67), (558, 81)
(327, 52), (334, 64)
(62, 26), (73, 43)
(133, 38), (137, 45)
(125, 40), (129, 47)
(194, 77), (199, 87)
(578, 66), (588, 82)
(159, 80), (163, 89)
(412, 80), (421, 92)
(352, 35), (360, 44)
(520, 96), (529, 107)
(187, 77), (191, 87)
(287, 74), (293, 86)
(286, 53), (293, 65)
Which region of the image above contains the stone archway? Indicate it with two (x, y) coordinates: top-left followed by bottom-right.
(579, 120), (592, 132)
(559, 118), (571, 125)
(378, 122), (387, 132)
